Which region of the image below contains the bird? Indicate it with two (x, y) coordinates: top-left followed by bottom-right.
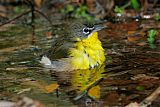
(40, 21), (106, 72)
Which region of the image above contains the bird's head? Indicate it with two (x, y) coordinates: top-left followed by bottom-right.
(69, 22), (106, 41)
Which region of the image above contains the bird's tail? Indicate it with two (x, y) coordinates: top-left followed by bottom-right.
(40, 55), (73, 71)
(40, 56), (55, 69)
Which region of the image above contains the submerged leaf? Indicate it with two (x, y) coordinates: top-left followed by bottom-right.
(136, 86), (145, 91)
(88, 85), (100, 99)
(45, 83), (59, 93)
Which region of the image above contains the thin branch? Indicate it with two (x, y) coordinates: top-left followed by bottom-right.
(35, 9), (52, 25)
(0, 10), (31, 27)
(140, 86), (160, 107)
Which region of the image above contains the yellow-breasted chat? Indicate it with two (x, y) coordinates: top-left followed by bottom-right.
(40, 22), (106, 71)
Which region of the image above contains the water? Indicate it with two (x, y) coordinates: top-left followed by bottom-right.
(0, 21), (160, 107)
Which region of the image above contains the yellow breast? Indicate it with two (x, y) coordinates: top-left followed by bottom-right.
(69, 32), (105, 70)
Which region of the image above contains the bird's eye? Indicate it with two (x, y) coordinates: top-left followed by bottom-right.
(83, 28), (90, 34)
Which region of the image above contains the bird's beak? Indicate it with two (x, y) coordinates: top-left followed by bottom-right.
(93, 25), (108, 32)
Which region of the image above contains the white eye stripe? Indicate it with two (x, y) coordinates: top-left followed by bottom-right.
(88, 27), (94, 30)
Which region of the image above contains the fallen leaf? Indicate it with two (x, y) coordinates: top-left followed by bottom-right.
(45, 31), (52, 39)
(17, 97), (45, 107)
(0, 5), (7, 17)
(104, 92), (120, 105)
(0, 101), (15, 107)
(131, 74), (159, 80)
(34, 0), (43, 8)
(143, 58), (160, 63)
(45, 83), (59, 93)
(127, 31), (145, 42)
(111, 21), (139, 31)
(128, 31), (136, 35)
(125, 102), (140, 107)
(0, 97), (45, 107)
(88, 85), (100, 99)
(136, 42), (147, 46)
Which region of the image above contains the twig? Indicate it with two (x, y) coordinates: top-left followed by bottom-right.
(152, 0), (158, 8)
(122, 1), (131, 9)
(106, 69), (132, 77)
(35, 10), (52, 25)
(0, 0), (52, 28)
(0, 10), (31, 27)
(31, 12), (36, 44)
(26, 0), (36, 44)
(73, 78), (103, 101)
(126, 86), (160, 107)
(140, 86), (160, 107)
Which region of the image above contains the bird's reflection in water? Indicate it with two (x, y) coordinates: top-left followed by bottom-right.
(52, 65), (105, 106)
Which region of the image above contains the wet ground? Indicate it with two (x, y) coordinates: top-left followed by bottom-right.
(0, 19), (160, 107)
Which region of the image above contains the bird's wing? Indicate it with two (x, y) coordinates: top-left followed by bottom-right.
(45, 36), (75, 60)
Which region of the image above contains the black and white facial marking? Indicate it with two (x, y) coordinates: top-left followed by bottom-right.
(70, 22), (95, 40)
(82, 26), (95, 36)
